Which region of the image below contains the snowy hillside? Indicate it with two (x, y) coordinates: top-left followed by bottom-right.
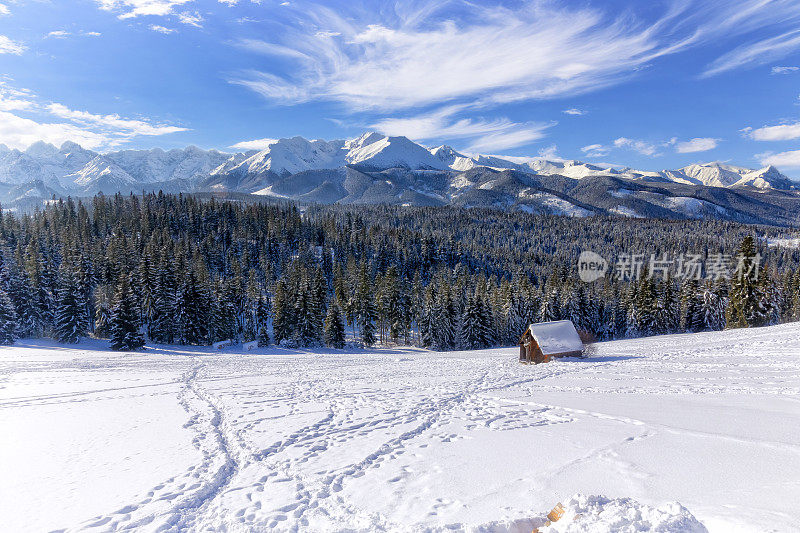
(3, 323), (800, 532)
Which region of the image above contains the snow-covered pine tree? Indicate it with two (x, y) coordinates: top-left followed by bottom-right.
(176, 266), (210, 345)
(211, 279), (237, 343)
(93, 285), (113, 338)
(654, 278), (680, 334)
(433, 286), (456, 350)
(53, 264), (84, 344)
(727, 236), (769, 329)
(109, 274), (144, 351)
(5, 265), (38, 338)
(355, 263), (376, 346)
(271, 279), (292, 345)
(632, 272), (658, 336)
(699, 282), (726, 331)
(150, 255), (176, 344)
(538, 274), (561, 323)
(0, 287), (18, 345)
(324, 301), (346, 349)
(679, 278), (702, 332)
(256, 295), (271, 347)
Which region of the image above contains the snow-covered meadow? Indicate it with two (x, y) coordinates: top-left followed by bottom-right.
(2, 324), (800, 532)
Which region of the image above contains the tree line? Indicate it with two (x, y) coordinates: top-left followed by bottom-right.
(0, 192), (797, 351)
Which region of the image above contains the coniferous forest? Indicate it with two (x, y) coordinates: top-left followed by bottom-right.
(0, 192), (798, 351)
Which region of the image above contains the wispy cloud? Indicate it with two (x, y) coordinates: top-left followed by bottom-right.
(46, 30), (71, 39)
(584, 135), (719, 158)
(675, 137), (720, 153)
(563, 108), (586, 116)
(178, 11), (203, 27)
(703, 29), (800, 77)
(230, 138), (278, 151)
(614, 137), (661, 157)
(581, 144), (610, 158)
(0, 35), (25, 55)
(232, 0), (800, 111)
(757, 149), (800, 168)
(0, 4), (9, 16)
(232, 2), (686, 112)
(47, 103), (186, 137)
(370, 105), (555, 152)
(743, 122), (800, 141)
(772, 65), (800, 74)
(149, 25), (176, 34)
(96, 0), (193, 19)
(0, 82), (186, 150)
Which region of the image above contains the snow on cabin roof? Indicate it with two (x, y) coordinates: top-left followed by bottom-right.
(528, 320), (583, 355)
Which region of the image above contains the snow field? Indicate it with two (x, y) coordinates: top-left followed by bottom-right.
(2, 323), (800, 532)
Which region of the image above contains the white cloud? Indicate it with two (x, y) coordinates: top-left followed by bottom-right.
(178, 11), (203, 27)
(46, 30), (71, 39)
(703, 29), (800, 77)
(232, 0), (800, 111)
(675, 137), (720, 153)
(0, 35), (25, 55)
(0, 4), (9, 16)
(757, 149), (800, 168)
(149, 25), (176, 34)
(744, 122), (800, 141)
(370, 105), (554, 152)
(613, 137), (660, 157)
(563, 108), (586, 116)
(0, 97), (33, 112)
(581, 144), (610, 158)
(47, 103), (187, 137)
(0, 111), (112, 150)
(218, 0), (238, 5)
(772, 66), (800, 74)
(83, 31), (102, 37)
(230, 138), (278, 151)
(96, 0), (193, 19)
(232, 2), (693, 111)
(0, 83), (187, 150)
(537, 145), (560, 159)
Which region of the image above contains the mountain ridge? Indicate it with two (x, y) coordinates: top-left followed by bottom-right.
(0, 133), (798, 226)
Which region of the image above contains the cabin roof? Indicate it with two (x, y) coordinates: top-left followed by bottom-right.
(527, 320), (583, 355)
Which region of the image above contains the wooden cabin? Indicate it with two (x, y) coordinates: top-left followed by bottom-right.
(519, 320), (584, 364)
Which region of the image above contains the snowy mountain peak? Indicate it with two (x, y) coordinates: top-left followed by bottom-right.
(58, 141), (85, 154)
(25, 141), (59, 159)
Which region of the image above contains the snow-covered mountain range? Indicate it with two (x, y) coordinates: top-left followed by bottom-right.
(0, 133), (798, 224)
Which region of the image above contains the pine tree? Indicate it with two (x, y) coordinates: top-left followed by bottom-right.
(0, 287), (18, 345)
(654, 278), (680, 334)
(176, 266), (210, 345)
(631, 272), (658, 336)
(272, 279), (292, 345)
(679, 279), (703, 332)
(256, 295), (271, 347)
(109, 275), (144, 351)
(324, 301), (346, 348)
(53, 265), (83, 344)
(727, 236), (769, 329)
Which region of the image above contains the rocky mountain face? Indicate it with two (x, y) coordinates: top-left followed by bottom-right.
(0, 133), (798, 226)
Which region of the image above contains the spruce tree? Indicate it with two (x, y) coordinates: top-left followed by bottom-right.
(727, 236), (769, 329)
(0, 287), (18, 345)
(256, 294), (271, 347)
(53, 265), (83, 344)
(324, 301), (346, 348)
(109, 275), (145, 351)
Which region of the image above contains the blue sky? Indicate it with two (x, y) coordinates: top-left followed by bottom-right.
(2, 0), (800, 176)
